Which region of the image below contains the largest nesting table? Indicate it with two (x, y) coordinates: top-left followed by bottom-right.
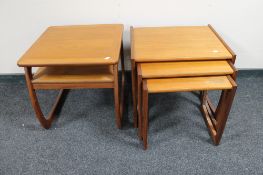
(17, 24), (125, 129)
(131, 25), (237, 149)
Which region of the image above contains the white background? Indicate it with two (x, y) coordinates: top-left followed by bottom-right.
(1, 0), (263, 73)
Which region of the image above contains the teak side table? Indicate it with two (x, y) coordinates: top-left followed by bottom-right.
(131, 25), (237, 149)
(17, 24), (125, 129)
(137, 66), (237, 149)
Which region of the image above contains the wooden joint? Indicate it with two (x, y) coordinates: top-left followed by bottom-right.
(227, 75), (237, 87)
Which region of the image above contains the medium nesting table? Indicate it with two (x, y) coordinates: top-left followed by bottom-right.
(131, 25), (237, 149)
(17, 24), (125, 129)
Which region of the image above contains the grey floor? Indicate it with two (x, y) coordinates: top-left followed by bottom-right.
(0, 71), (263, 175)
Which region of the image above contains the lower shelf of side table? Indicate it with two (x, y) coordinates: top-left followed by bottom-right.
(32, 65), (114, 84)
(31, 65), (115, 89)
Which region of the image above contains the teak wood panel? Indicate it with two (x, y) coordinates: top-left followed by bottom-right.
(146, 76), (233, 93)
(140, 60), (234, 78)
(32, 65), (114, 84)
(132, 26), (233, 62)
(17, 24), (123, 67)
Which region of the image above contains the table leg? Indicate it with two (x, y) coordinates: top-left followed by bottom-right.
(113, 64), (121, 129)
(201, 76), (237, 145)
(131, 60), (138, 128)
(137, 64), (143, 139)
(24, 67), (68, 129)
(120, 41), (125, 121)
(142, 80), (149, 150)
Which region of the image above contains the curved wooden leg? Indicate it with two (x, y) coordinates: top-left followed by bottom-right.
(24, 67), (68, 129)
(142, 80), (149, 150)
(214, 87), (237, 144)
(200, 76), (237, 145)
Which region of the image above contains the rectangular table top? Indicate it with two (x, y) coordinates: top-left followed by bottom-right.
(18, 24), (123, 67)
(146, 76), (233, 93)
(132, 25), (233, 62)
(140, 60), (234, 78)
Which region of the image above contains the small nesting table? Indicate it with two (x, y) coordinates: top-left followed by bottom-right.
(131, 25), (237, 149)
(17, 24), (125, 129)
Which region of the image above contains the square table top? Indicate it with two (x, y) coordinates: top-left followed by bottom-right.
(17, 24), (123, 67)
(132, 25), (233, 62)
